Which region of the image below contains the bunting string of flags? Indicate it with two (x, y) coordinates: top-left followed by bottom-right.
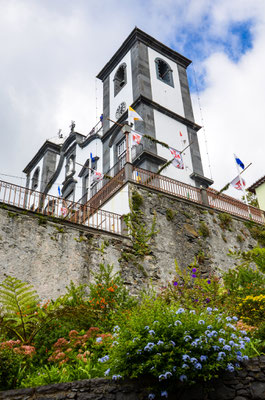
(169, 148), (184, 169)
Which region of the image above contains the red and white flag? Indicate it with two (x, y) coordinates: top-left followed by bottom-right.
(92, 171), (103, 182)
(169, 147), (184, 169)
(132, 132), (142, 146)
(231, 175), (246, 191)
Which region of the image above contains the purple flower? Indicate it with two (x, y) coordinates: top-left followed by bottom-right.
(180, 374), (188, 382)
(194, 299), (199, 302)
(206, 298), (210, 303)
(192, 268), (197, 273)
(173, 281), (178, 286)
(192, 274), (197, 278)
(207, 280), (211, 284)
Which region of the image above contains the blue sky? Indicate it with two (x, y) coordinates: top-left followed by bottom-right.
(0, 0), (264, 198)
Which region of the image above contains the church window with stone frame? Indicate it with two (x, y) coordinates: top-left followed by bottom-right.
(155, 58), (174, 87)
(114, 63), (127, 96)
(117, 138), (126, 169)
(66, 155), (75, 177)
(31, 167), (40, 190)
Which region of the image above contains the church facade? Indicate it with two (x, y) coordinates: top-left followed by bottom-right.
(23, 28), (212, 216)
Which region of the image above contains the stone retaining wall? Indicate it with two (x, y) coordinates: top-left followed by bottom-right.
(1, 357), (265, 400)
(0, 184), (262, 300)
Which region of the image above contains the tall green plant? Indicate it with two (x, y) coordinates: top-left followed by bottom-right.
(0, 276), (39, 343)
(123, 191), (157, 257)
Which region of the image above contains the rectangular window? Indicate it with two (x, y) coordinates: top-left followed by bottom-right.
(117, 138), (126, 158)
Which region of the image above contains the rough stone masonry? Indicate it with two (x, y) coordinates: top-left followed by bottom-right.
(0, 183), (261, 300)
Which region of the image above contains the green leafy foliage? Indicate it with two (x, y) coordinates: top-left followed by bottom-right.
(0, 276), (39, 343)
(218, 213), (232, 230)
(123, 190), (157, 257)
(106, 297), (252, 390)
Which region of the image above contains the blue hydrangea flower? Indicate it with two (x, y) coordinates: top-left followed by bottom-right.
(218, 352), (226, 359)
(144, 326), (150, 330)
(112, 374), (122, 380)
(232, 316), (238, 321)
(149, 330), (155, 335)
(198, 320), (205, 325)
(104, 368), (110, 376)
(231, 333), (237, 339)
(206, 307), (213, 313)
(182, 354), (190, 361)
(200, 355), (207, 362)
(190, 357), (198, 364)
(98, 355), (109, 363)
(113, 325), (120, 332)
(226, 316), (232, 322)
(244, 337), (250, 342)
(219, 338), (225, 344)
(144, 342), (155, 351)
(226, 363), (234, 372)
(212, 345), (220, 351)
(223, 345), (231, 352)
(157, 340), (164, 345)
(211, 330), (218, 337)
(219, 329), (225, 334)
(176, 308), (185, 314)
(184, 335), (192, 341)
(236, 355), (243, 362)
(180, 374), (188, 382)
(148, 394), (155, 400)
(229, 340), (235, 347)
(207, 325), (213, 329)
(174, 320), (182, 326)
(194, 363), (202, 369)
(240, 330), (247, 336)
(161, 391), (168, 398)
(170, 340), (176, 347)
(164, 371), (172, 378)
(182, 363), (189, 369)
(242, 355), (249, 360)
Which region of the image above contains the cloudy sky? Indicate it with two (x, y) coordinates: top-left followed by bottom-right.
(1, 0), (264, 199)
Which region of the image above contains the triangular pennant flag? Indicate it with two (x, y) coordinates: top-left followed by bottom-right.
(128, 106), (143, 121)
(132, 132), (142, 146)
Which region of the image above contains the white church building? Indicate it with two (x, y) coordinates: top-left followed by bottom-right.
(23, 28), (213, 219)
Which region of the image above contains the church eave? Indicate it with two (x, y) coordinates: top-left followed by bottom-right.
(23, 141), (61, 174)
(97, 27), (192, 82)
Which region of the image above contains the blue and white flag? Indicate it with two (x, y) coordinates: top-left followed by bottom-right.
(58, 186), (61, 197)
(90, 153), (95, 162)
(234, 154), (245, 170)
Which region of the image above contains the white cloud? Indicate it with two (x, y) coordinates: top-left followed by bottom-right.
(0, 0), (264, 204)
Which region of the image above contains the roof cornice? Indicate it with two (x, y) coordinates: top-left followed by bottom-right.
(97, 27), (192, 81)
(248, 175), (265, 193)
(23, 141), (61, 174)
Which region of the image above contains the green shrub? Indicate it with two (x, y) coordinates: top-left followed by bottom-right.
(166, 209), (175, 221)
(218, 213), (232, 230)
(198, 221), (210, 238)
(237, 294), (265, 326)
(105, 297), (252, 394)
(161, 261), (221, 309)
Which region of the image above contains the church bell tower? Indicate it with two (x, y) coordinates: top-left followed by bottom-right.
(97, 28), (213, 188)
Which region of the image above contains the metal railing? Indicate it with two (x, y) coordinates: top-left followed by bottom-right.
(132, 166), (203, 205)
(207, 188), (264, 224)
(0, 180), (124, 236)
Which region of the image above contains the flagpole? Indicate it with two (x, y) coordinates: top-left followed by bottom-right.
(88, 157), (91, 200)
(234, 154), (251, 219)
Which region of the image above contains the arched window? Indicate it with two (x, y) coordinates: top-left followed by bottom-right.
(66, 155), (75, 177)
(31, 167), (40, 190)
(114, 63), (127, 96)
(155, 58), (174, 87)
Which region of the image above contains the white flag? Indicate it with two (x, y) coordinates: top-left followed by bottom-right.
(128, 106), (143, 121)
(231, 175), (246, 191)
(169, 148), (184, 169)
(132, 132), (142, 146)
(92, 171), (103, 182)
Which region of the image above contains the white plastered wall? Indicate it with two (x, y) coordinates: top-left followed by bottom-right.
(148, 47), (185, 117)
(154, 110), (194, 186)
(109, 51), (133, 128)
(100, 184), (130, 216)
